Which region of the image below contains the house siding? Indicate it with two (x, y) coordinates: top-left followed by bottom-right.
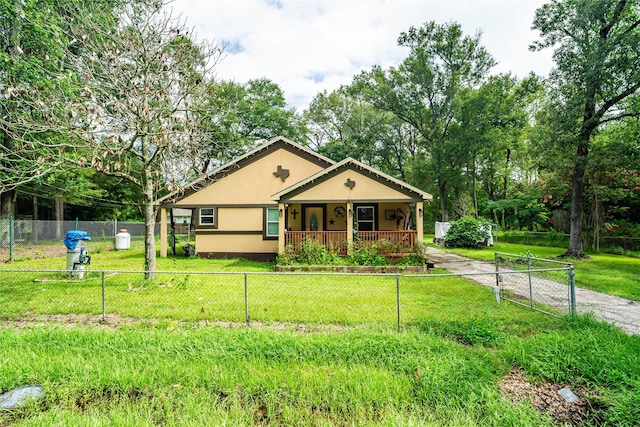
(177, 149), (327, 206)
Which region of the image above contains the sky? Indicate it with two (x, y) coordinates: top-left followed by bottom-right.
(169, 0), (555, 111)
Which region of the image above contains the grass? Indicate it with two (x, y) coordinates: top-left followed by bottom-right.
(1, 239), (639, 425)
(426, 235), (640, 301)
(1, 317), (639, 425)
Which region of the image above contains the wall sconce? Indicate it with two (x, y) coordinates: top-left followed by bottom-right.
(418, 208), (423, 217)
(279, 208), (283, 217)
(348, 208), (353, 218)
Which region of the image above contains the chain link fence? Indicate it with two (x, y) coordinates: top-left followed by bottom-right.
(0, 266), (576, 329)
(0, 218), (162, 262)
(494, 252), (575, 317)
(499, 230), (640, 252)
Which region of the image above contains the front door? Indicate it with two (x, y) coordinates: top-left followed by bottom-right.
(304, 206), (324, 231)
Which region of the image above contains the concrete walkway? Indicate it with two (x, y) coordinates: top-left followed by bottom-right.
(425, 246), (640, 336)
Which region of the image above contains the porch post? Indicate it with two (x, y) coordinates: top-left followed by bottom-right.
(416, 201), (424, 246)
(278, 202), (285, 254)
(346, 201), (354, 255)
(160, 207), (168, 258)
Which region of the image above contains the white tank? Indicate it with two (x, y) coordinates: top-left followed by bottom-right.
(115, 229), (131, 250)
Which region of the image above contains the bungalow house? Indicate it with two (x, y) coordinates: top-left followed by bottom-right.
(157, 136), (432, 261)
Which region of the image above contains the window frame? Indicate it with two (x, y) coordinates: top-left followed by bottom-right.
(263, 206), (279, 240)
(355, 205), (376, 231)
(197, 207), (218, 228)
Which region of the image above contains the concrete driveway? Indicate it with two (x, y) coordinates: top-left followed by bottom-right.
(425, 246), (640, 336)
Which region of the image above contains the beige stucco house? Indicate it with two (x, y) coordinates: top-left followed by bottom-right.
(158, 136), (432, 260)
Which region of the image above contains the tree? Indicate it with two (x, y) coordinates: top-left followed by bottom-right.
(453, 74), (541, 217)
(353, 21), (495, 221)
(58, 0), (224, 275)
(0, 0), (75, 217)
(196, 78), (306, 173)
(305, 87), (421, 181)
(531, 0), (640, 257)
(2, 0), (224, 272)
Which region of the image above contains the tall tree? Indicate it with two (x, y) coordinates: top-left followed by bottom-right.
(305, 87), (422, 181)
(453, 74), (541, 217)
(1, 0), (222, 272)
(531, 0), (640, 257)
(0, 0), (71, 217)
(60, 0), (224, 274)
(353, 21), (495, 221)
(196, 78), (306, 173)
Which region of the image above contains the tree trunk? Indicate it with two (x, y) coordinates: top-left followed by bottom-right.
(54, 198), (64, 240)
(565, 139), (589, 258)
(32, 195), (39, 244)
(143, 170), (156, 279)
(0, 190), (17, 219)
(438, 182), (448, 222)
(472, 157), (478, 217)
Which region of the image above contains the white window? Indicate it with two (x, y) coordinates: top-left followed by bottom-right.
(199, 208), (217, 227)
(265, 207), (279, 238)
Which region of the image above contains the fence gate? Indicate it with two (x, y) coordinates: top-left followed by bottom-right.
(494, 252), (575, 317)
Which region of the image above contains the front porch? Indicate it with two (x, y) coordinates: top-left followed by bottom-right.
(283, 230), (418, 256)
(271, 157), (431, 259)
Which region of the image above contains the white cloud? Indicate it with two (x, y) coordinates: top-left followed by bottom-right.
(169, 0), (554, 111)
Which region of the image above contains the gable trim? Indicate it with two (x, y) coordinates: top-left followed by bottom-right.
(158, 136), (335, 206)
(271, 158), (431, 202)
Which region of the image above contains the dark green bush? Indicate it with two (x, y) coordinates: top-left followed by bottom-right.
(444, 216), (491, 248)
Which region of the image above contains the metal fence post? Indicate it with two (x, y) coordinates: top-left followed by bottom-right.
(101, 271), (106, 322)
(527, 254), (534, 308)
(493, 253), (501, 304)
(396, 274), (401, 332)
(9, 216), (13, 262)
(244, 273), (250, 326)
(568, 264), (576, 315)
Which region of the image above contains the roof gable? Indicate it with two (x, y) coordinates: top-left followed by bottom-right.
(271, 158), (432, 202)
(159, 136), (334, 206)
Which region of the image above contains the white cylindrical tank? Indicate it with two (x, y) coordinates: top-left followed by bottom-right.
(115, 229), (131, 250)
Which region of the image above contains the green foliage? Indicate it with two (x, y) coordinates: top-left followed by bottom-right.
(347, 243), (387, 266)
(483, 192), (548, 230)
(277, 238), (425, 266)
(353, 21), (496, 221)
(444, 216), (491, 248)
(531, 0), (640, 256)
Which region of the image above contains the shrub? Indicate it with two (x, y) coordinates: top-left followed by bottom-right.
(444, 216), (491, 248)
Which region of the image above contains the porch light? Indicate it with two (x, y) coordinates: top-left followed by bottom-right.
(348, 208), (353, 218)
(418, 208), (423, 217)
(279, 208), (283, 217)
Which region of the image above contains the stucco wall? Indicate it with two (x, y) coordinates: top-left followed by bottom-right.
(287, 170), (417, 203)
(177, 149), (326, 206)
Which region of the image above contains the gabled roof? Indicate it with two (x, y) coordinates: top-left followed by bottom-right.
(158, 136), (335, 206)
(271, 157), (432, 202)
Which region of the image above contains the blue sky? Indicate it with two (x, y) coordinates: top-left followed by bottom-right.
(170, 0), (553, 111)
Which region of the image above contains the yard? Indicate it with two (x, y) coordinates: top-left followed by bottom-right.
(1, 239), (639, 425)
(426, 235), (640, 302)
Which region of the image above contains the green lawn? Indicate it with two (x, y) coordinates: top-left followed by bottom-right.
(426, 236), (640, 301)
(1, 316), (638, 425)
(1, 240), (639, 425)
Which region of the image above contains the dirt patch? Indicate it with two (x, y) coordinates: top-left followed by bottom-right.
(0, 244), (67, 263)
(0, 314), (350, 333)
(499, 370), (600, 425)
